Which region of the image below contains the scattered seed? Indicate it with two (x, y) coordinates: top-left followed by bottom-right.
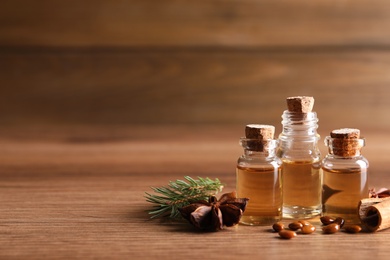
(322, 223), (340, 234)
(272, 222), (284, 232)
(272, 216), (362, 238)
(343, 225), (362, 234)
(298, 220), (311, 226)
(288, 221), (303, 231)
(301, 224), (316, 234)
(320, 216), (335, 225)
(279, 230), (297, 239)
(334, 217), (345, 228)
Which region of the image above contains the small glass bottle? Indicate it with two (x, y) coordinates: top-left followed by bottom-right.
(236, 124), (282, 225)
(322, 128), (369, 224)
(277, 96), (322, 219)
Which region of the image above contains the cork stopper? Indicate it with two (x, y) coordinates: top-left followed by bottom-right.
(286, 96), (315, 113)
(330, 128), (360, 139)
(244, 124), (275, 151)
(245, 124), (275, 140)
(329, 128), (362, 157)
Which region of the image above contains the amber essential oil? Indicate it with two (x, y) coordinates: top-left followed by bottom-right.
(236, 124), (282, 226)
(322, 168), (368, 224)
(322, 129), (369, 224)
(236, 165), (282, 225)
(277, 97), (322, 219)
(281, 160), (322, 219)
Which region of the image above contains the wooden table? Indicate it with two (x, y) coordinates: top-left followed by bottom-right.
(1, 125), (390, 259)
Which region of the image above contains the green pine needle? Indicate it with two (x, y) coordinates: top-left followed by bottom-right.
(145, 176), (224, 219)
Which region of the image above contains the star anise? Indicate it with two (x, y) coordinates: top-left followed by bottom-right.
(369, 188), (390, 198)
(178, 191), (249, 231)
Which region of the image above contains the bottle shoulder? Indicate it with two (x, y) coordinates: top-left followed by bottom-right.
(277, 136), (321, 159)
(237, 155), (282, 168)
(322, 155), (369, 170)
(276, 147), (321, 161)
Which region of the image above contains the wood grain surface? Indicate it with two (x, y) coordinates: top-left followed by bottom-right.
(2, 0), (390, 129)
(1, 125), (390, 259)
(1, 49), (390, 129)
(2, 0), (390, 47)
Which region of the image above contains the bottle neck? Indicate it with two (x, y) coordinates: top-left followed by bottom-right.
(279, 110), (319, 141)
(277, 110), (320, 160)
(240, 138), (278, 158)
(279, 110), (319, 138)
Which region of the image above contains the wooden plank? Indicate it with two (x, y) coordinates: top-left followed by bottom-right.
(0, 125), (388, 183)
(0, 126), (389, 259)
(1, 50), (390, 130)
(2, 0), (390, 47)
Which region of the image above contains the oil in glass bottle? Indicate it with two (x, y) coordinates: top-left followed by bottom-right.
(322, 128), (369, 224)
(277, 96), (322, 219)
(236, 124), (282, 225)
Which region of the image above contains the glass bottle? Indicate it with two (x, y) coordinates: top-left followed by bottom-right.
(277, 97), (322, 219)
(236, 124), (282, 225)
(322, 128), (369, 224)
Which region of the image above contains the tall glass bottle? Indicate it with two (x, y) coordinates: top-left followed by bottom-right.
(322, 128), (369, 224)
(277, 96), (322, 219)
(236, 124), (282, 225)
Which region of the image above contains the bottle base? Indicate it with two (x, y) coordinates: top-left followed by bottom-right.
(239, 215), (282, 226)
(282, 205), (321, 219)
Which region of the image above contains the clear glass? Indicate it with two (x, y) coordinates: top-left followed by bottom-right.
(236, 139), (282, 225)
(277, 111), (322, 219)
(322, 137), (369, 224)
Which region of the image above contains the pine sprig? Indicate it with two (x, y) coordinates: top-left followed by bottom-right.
(145, 176), (224, 219)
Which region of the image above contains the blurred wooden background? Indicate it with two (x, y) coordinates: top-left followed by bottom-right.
(2, 2), (390, 258)
(1, 0), (390, 132)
